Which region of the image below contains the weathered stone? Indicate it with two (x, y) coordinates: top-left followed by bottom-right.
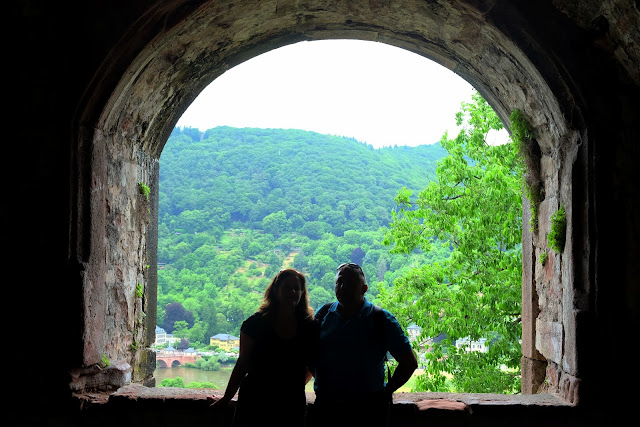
(70, 361), (132, 392)
(521, 356), (547, 394)
(535, 319), (563, 364)
(559, 373), (581, 405)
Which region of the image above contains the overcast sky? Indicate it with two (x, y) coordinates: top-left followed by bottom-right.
(176, 39), (506, 148)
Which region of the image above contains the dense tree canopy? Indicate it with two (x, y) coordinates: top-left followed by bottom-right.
(157, 126), (448, 343)
(380, 93), (523, 393)
(157, 94), (523, 394)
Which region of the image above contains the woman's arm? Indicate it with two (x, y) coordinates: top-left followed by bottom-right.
(211, 331), (255, 406)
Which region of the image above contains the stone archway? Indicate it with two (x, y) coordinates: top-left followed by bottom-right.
(70, 0), (637, 406)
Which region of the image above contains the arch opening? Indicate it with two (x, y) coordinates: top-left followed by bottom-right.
(75, 0), (589, 405)
(157, 39), (519, 394)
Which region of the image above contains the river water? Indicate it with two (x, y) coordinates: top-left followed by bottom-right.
(153, 366), (316, 391)
(154, 365), (233, 389)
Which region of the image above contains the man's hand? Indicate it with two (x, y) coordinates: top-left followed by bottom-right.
(385, 350), (418, 395)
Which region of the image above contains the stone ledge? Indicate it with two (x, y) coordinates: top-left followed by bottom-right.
(64, 384), (616, 427)
(70, 385), (584, 427)
(73, 384), (575, 408)
(89, 384), (574, 407)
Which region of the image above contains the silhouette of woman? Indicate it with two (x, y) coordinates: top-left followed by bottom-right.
(211, 269), (318, 427)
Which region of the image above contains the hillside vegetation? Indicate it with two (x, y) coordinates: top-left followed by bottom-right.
(158, 91), (523, 394)
(157, 126), (449, 343)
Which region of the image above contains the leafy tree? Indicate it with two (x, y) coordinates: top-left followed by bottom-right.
(176, 338), (190, 350)
(307, 254), (335, 283)
(381, 92), (522, 393)
(159, 377), (186, 388)
(173, 321), (190, 339)
(193, 356), (222, 371)
(309, 286), (333, 311)
(300, 221), (326, 239)
(162, 303), (195, 333)
(262, 210), (289, 236)
(350, 247), (366, 265)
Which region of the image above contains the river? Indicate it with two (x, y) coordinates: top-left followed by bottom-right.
(153, 365), (317, 391)
(154, 365), (233, 389)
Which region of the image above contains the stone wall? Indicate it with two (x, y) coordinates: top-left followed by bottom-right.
(81, 0), (639, 401)
(84, 0), (602, 399)
(7, 1), (640, 424)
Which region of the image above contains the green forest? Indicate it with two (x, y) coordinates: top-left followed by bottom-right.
(157, 93), (524, 393)
(158, 126), (450, 341)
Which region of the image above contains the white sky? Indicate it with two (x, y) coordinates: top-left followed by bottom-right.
(176, 39), (507, 148)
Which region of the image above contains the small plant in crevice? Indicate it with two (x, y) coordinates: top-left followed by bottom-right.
(100, 354), (110, 368)
(138, 182), (151, 201)
(548, 204), (567, 253)
(135, 282), (144, 298)
(539, 251), (548, 266)
(511, 109), (543, 231)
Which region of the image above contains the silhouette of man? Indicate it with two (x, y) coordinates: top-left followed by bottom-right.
(311, 263), (418, 427)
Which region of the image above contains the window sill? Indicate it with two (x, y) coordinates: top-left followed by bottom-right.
(72, 384), (580, 426)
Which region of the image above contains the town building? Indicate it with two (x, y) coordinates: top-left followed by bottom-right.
(210, 333), (240, 351)
(154, 326), (179, 347)
(455, 336), (489, 353)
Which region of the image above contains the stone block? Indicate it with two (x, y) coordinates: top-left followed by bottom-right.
(560, 373), (581, 405)
(521, 356), (547, 394)
(521, 197), (539, 360)
(546, 361), (561, 390)
(69, 361), (132, 392)
(535, 319), (563, 364)
(537, 198), (553, 247)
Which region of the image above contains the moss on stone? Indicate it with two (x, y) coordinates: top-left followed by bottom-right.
(511, 109), (543, 231)
(548, 204), (567, 253)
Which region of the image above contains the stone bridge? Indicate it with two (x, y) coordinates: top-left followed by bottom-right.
(156, 353), (202, 368)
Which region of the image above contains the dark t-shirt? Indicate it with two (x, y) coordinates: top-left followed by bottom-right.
(236, 311), (319, 422)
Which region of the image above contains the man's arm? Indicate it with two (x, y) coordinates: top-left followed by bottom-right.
(380, 309), (419, 395)
(385, 349), (418, 395)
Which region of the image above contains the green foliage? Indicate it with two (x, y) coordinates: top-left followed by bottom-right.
(381, 92), (522, 394)
(187, 355), (222, 371)
(157, 126), (450, 344)
(510, 109), (533, 144)
(158, 376), (218, 389)
(548, 204), (567, 253)
(186, 381), (218, 389)
(138, 182), (151, 201)
(159, 377), (186, 388)
(539, 251), (548, 266)
(161, 109), (522, 392)
(100, 354), (110, 368)
(135, 282), (144, 298)
(510, 109), (542, 231)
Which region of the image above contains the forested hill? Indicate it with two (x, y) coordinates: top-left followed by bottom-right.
(160, 126), (446, 235)
(157, 126), (449, 344)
